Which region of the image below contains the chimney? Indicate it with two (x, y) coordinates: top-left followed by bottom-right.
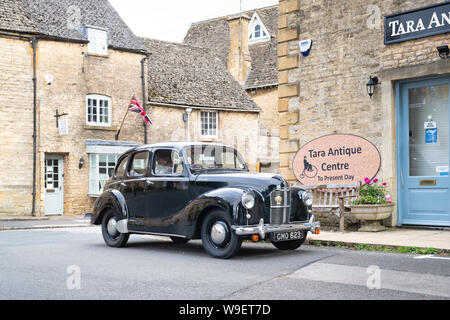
(227, 14), (252, 85)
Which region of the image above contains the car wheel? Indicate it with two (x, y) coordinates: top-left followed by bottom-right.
(170, 236), (190, 244)
(101, 209), (129, 248)
(201, 209), (242, 259)
(272, 231), (307, 250)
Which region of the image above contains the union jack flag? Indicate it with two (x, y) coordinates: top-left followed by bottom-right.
(129, 96), (152, 125)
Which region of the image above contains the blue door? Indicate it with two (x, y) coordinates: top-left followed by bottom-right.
(397, 77), (450, 226)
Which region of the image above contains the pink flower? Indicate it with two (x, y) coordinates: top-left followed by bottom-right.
(373, 178), (378, 183)
(383, 182), (387, 186)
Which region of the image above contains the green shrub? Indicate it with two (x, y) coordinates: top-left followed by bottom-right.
(352, 178), (391, 205)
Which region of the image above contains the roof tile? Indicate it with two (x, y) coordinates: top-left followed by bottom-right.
(141, 38), (261, 112)
(183, 5), (278, 89)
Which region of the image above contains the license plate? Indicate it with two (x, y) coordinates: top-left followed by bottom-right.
(271, 230), (304, 242)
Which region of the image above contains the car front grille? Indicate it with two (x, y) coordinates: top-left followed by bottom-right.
(269, 187), (291, 224)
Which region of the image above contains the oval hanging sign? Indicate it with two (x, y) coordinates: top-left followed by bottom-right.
(292, 134), (381, 185)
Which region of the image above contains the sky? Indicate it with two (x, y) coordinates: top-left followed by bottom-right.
(108, 0), (279, 43)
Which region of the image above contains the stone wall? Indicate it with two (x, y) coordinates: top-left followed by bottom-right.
(248, 87), (279, 172)
(278, 0), (450, 226)
(0, 36), (34, 215)
(0, 35), (146, 216)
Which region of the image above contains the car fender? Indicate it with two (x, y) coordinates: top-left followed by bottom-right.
(189, 187), (251, 225)
(91, 189), (128, 225)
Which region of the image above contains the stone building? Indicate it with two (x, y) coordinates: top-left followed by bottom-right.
(140, 38), (261, 170)
(278, 0), (450, 227)
(183, 5), (279, 172)
(0, 0), (148, 216)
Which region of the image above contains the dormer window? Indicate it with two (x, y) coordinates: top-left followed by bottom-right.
(248, 13), (270, 44)
(85, 26), (108, 55)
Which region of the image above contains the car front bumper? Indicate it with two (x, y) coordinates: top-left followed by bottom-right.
(232, 215), (320, 239)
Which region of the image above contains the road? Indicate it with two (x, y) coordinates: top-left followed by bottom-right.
(0, 227), (449, 300)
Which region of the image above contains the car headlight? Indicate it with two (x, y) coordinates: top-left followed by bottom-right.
(242, 192), (255, 210)
(301, 190), (314, 207)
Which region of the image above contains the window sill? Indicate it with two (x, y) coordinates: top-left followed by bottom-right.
(84, 125), (117, 131)
(86, 52), (109, 58)
(87, 193), (100, 198)
(201, 136), (218, 142)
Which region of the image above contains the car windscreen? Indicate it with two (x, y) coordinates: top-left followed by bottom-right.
(184, 145), (247, 171)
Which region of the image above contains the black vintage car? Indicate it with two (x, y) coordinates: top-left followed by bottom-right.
(91, 142), (320, 259)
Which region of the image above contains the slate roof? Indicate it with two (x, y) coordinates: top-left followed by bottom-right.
(0, 0), (146, 53)
(183, 5), (278, 89)
(141, 38), (261, 113)
(0, 0), (39, 34)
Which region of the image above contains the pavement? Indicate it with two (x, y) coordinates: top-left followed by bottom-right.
(308, 228), (450, 251)
(0, 215), (449, 252)
(0, 215), (91, 231)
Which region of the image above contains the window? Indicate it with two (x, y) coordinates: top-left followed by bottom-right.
(86, 95), (111, 126)
(248, 13), (270, 44)
(129, 152), (150, 177)
(153, 150), (183, 176)
(89, 154), (120, 195)
(86, 27), (108, 55)
(185, 145), (247, 171)
(200, 111), (218, 137)
(115, 156), (129, 179)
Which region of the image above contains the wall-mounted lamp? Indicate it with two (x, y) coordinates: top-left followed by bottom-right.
(437, 45), (449, 59)
(79, 157), (85, 169)
(183, 108), (192, 122)
(366, 76), (380, 98)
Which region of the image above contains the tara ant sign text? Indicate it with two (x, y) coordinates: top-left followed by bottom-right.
(384, 2), (450, 44)
(292, 134), (381, 185)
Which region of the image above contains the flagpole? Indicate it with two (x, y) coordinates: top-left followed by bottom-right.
(115, 96), (135, 141)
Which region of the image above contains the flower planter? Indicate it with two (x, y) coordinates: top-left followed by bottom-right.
(349, 203), (395, 232)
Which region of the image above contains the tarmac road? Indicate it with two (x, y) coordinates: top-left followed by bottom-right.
(0, 226), (449, 300)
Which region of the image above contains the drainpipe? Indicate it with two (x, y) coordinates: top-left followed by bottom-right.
(31, 37), (38, 216)
(141, 53), (150, 144)
(185, 108), (193, 141)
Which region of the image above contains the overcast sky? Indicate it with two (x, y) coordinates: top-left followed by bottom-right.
(108, 0), (278, 43)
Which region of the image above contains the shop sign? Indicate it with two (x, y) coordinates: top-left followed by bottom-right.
(385, 2), (450, 44)
(292, 134), (381, 185)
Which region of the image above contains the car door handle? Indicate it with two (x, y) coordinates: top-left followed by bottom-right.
(145, 179), (154, 185)
(120, 182), (127, 188)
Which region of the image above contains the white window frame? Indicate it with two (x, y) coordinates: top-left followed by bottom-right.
(86, 94), (112, 127)
(86, 26), (108, 55)
(200, 111), (218, 138)
(248, 12), (271, 44)
(89, 153), (120, 196)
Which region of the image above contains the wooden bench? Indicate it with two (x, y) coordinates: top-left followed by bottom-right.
(301, 183), (360, 232)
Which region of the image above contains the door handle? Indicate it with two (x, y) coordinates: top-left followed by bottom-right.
(120, 182), (127, 188)
(145, 179), (154, 185)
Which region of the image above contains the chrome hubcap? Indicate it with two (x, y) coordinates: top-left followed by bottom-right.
(210, 222), (227, 246)
(107, 218), (119, 237)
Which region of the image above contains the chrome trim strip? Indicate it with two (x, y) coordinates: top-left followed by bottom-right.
(233, 215), (320, 237)
(129, 230), (188, 238)
(146, 177), (189, 182)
